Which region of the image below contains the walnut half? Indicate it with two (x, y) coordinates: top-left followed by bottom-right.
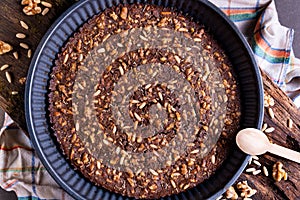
(272, 161), (288, 182)
(21, 0), (40, 5)
(21, 0), (41, 15)
(224, 186), (238, 200)
(0, 41), (13, 55)
(236, 181), (257, 198)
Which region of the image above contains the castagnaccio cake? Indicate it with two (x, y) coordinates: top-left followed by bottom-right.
(48, 3), (241, 199)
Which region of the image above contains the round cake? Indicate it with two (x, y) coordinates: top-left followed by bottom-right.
(48, 3), (241, 199)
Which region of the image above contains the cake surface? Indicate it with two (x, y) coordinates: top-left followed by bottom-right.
(49, 3), (241, 199)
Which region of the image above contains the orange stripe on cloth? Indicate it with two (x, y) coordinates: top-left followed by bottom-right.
(0, 145), (33, 151)
(222, 8), (256, 15)
(254, 32), (290, 58)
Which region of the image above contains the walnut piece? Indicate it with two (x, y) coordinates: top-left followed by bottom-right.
(224, 186), (238, 200)
(264, 93), (275, 107)
(21, 0), (40, 5)
(0, 41), (13, 55)
(21, 0), (41, 15)
(272, 161), (288, 182)
(236, 181), (257, 198)
(19, 77), (27, 85)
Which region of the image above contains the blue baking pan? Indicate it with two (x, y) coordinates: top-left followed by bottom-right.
(25, 0), (264, 199)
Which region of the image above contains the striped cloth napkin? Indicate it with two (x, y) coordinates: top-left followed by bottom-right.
(1, 0), (299, 199)
(0, 114), (73, 199)
(213, 0), (300, 100)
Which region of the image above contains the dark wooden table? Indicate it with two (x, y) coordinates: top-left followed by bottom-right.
(0, 1), (299, 199)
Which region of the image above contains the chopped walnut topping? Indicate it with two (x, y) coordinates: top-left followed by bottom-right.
(236, 181), (257, 198)
(224, 186), (238, 199)
(21, 0), (42, 15)
(272, 161), (288, 182)
(0, 41), (13, 55)
(120, 7), (128, 20)
(264, 93), (275, 107)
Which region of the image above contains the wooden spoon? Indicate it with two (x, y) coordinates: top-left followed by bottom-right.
(236, 128), (300, 163)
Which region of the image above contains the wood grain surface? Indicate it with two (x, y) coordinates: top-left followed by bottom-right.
(0, 0), (75, 130)
(0, 1), (299, 199)
(237, 71), (300, 200)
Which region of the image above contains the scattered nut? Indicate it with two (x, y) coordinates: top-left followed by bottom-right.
(42, 7), (49, 15)
(0, 41), (13, 55)
(224, 186), (238, 200)
(41, 1), (52, 8)
(245, 167), (256, 173)
(252, 169), (261, 175)
(261, 123), (268, 132)
(16, 33), (26, 39)
(236, 181), (257, 198)
(24, 5), (42, 15)
(5, 71), (12, 83)
(0, 64), (10, 71)
(264, 127), (275, 133)
(19, 77), (27, 85)
(13, 52), (19, 60)
(20, 42), (29, 49)
(267, 107), (274, 119)
(21, 0), (40, 5)
(263, 166), (269, 176)
(27, 49), (32, 58)
(264, 94), (274, 107)
(22, 0), (42, 15)
(272, 161), (288, 182)
(211, 155), (216, 164)
(20, 20), (29, 30)
(253, 160), (261, 167)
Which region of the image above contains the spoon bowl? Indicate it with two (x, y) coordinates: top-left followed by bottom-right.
(236, 128), (269, 155)
(236, 128), (300, 163)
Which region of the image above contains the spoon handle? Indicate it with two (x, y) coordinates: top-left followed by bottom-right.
(268, 143), (300, 163)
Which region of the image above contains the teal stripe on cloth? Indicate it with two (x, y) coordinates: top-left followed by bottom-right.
(251, 37), (290, 64)
(18, 197), (40, 200)
(253, 45), (289, 64)
(228, 12), (259, 22)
